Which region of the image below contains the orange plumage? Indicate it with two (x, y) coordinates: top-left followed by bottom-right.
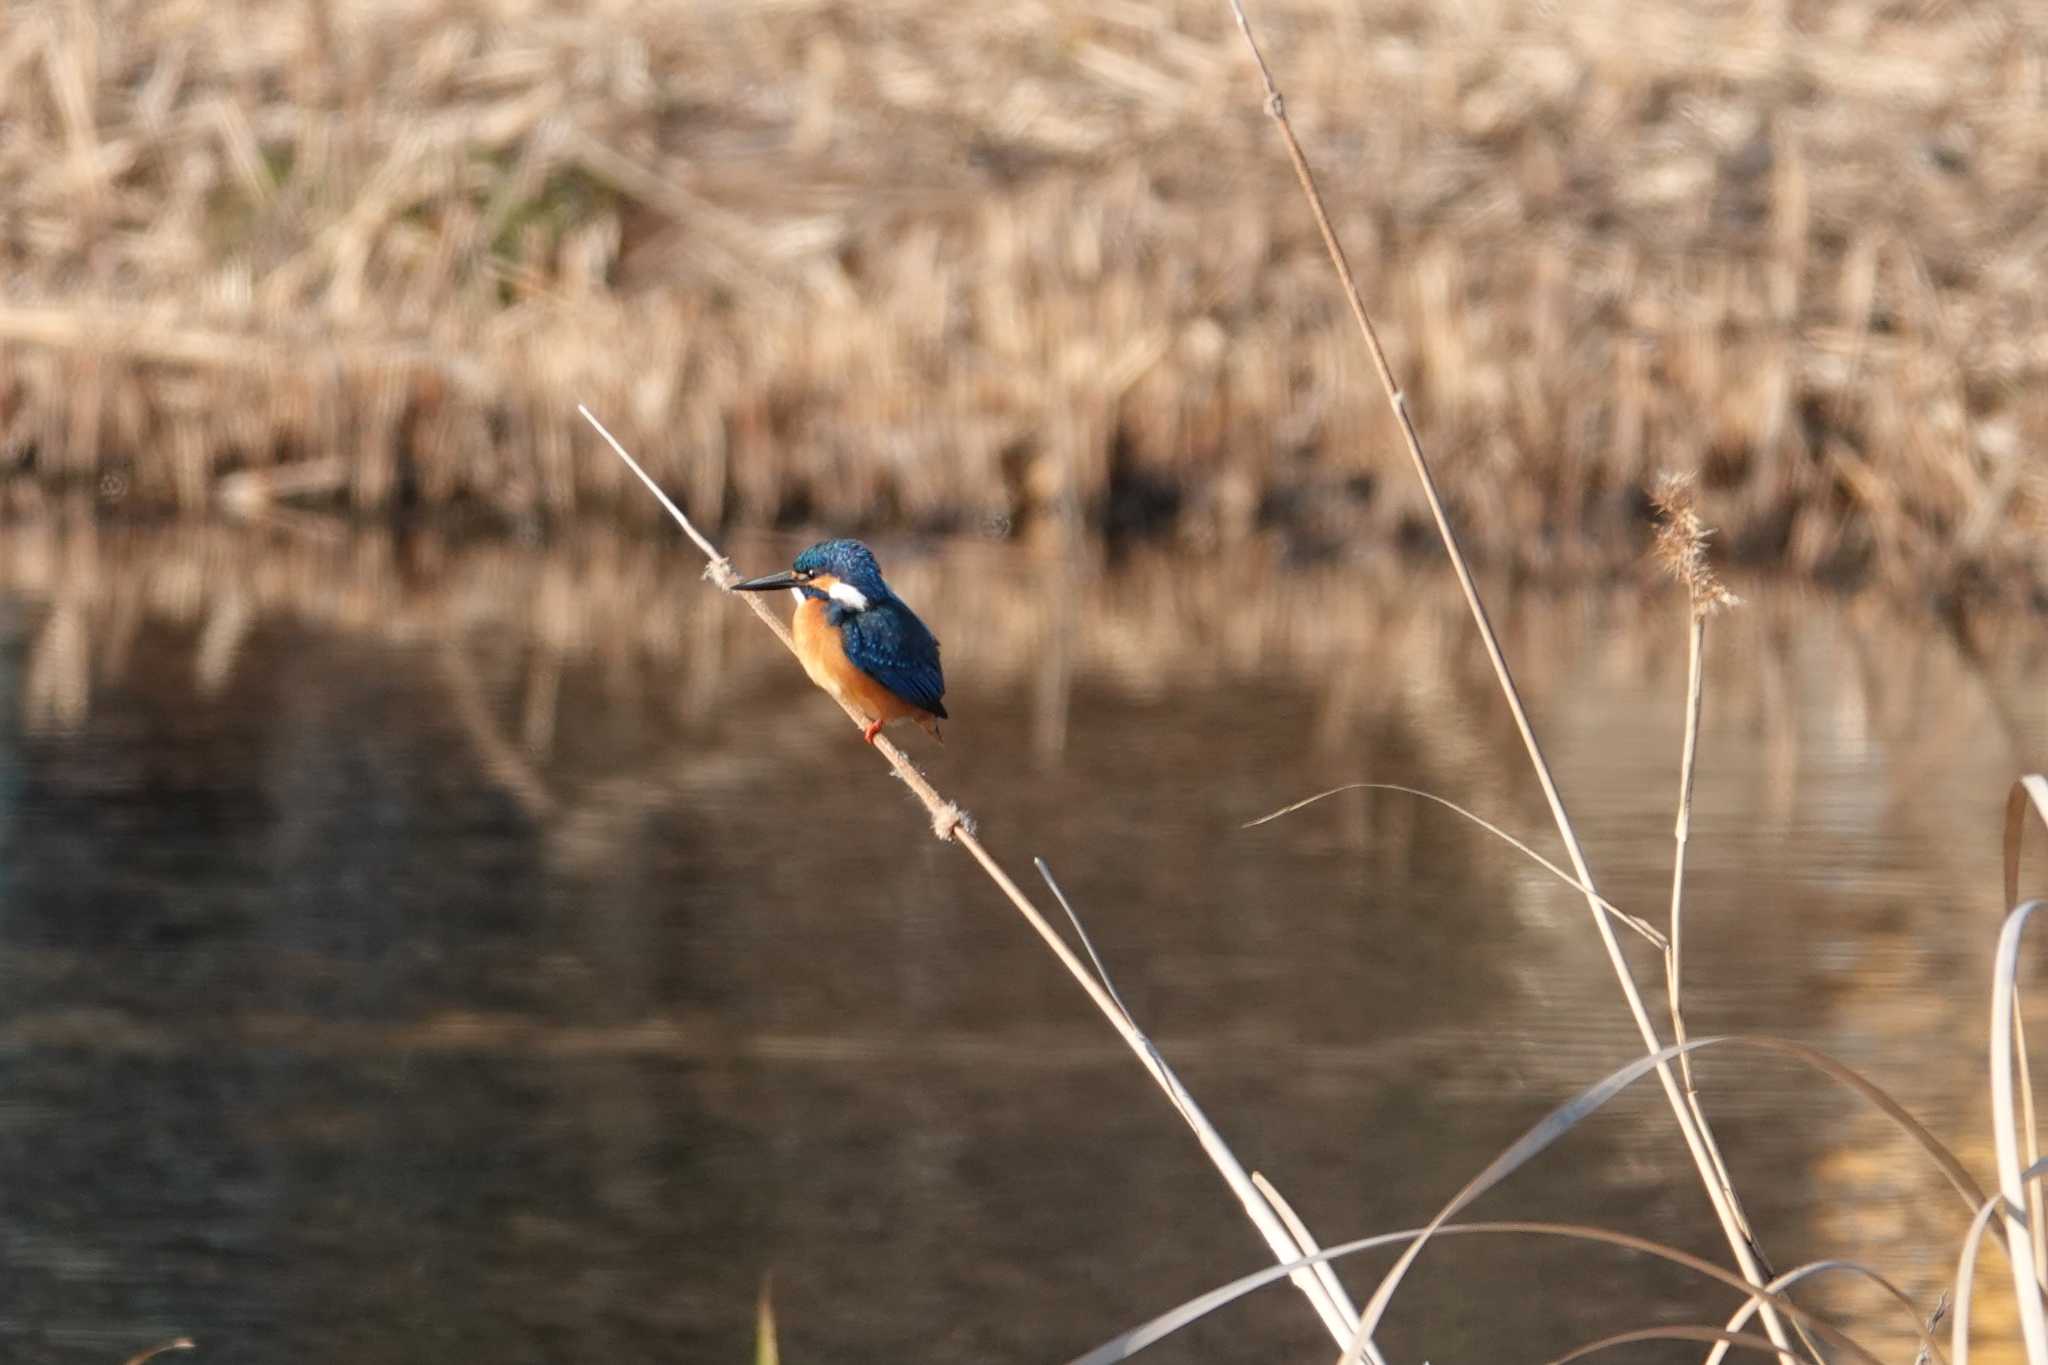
(792, 596), (944, 742)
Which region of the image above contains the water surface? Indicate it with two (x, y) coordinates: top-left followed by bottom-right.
(0, 520), (2042, 1363)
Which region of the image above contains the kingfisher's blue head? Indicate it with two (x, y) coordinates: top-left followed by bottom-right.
(732, 538), (890, 611)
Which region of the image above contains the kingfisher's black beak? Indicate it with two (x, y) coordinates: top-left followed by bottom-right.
(731, 569), (806, 592)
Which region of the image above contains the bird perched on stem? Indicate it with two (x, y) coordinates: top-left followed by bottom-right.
(732, 539), (947, 744)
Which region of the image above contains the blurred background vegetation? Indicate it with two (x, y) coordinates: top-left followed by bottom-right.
(1, 0), (2043, 600)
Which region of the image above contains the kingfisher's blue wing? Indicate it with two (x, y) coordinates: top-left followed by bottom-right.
(842, 600), (948, 718)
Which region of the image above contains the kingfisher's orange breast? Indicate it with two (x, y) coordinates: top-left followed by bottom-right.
(791, 596), (929, 724)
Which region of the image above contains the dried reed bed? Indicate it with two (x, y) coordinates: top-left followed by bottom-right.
(1, 0), (2044, 590)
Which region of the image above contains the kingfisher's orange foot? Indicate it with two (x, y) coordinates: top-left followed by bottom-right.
(861, 719), (884, 745)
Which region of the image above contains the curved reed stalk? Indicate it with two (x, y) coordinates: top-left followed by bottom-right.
(1072, 1030), (1980, 1364)
(1947, 1160), (2048, 1365)
(576, 405), (1370, 1356)
(2006, 776), (2048, 1285)
(1065, 1214), (1891, 1365)
(1244, 782), (1666, 949)
(1549, 1326), (1808, 1365)
(1707, 1260), (1939, 1365)
(1950, 1190), (2010, 1365)
(1989, 899), (2048, 1362)
(1217, 4), (1796, 1358)
(120, 1341), (194, 1365)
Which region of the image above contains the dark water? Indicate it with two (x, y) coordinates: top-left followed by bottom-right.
(0, 522), (2042, 1364)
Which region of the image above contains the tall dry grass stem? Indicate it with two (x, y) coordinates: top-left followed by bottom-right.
(1989, 899), (2048, 1361)
(577, 405), (1371, 1356)
(1218, 4), (1795, 1359)
(1651, 478), (1742, 1051)
(1974, 773), (2048, 1358)
(1650, 475), (1765, 1305)
(1247, 1171), (1355, 1335)
(2005, 774), (2048, 1283)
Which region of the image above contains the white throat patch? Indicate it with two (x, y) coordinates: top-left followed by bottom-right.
(826, 580), (870, 611)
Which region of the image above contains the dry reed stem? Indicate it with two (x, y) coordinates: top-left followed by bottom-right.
(1950, 1163), (2048, 1365)
(756, 1273), (780, 1365)
(1667, 609), (1706, 1073)
(1707, 1260), (1939, 1365)
(1549, 1326), (1828, 1365)
(119, 1341), (194, 1365)
(1652, 475), (1760, 1275)
(1248, 1171), (1355, 1338)
(2004, 778), (2048, 1308)
(578, 405), (1368, 1353)
(1216, 5), (1796, 1359)
(1654, 479), (1837, 1364)
(1918, 1292), (1953, 1365)
(1988, 899), (2048, 1363)
(1951, 1189), (2012, 1365)
(1069, 1195), (1909, 1364)
(1071, 1020), (2010, 1362)
(1244, 781), (1668, 950)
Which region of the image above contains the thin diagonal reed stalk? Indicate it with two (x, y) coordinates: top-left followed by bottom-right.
(577, 405), (1371, 1357)
(1216, 6), (1798, 1360)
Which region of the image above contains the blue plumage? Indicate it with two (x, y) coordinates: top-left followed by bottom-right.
(765, 538), (947, 723)
(792, 539), (884, 593)
(839, 598), (948, 719)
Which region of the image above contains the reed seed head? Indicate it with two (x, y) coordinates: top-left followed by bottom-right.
(1651, 473), (1740, 616)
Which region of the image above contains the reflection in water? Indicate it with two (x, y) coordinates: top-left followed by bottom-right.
(0, 516), (2044, 1363)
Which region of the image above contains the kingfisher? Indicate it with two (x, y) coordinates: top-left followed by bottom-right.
(732, 539), (947, 745)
